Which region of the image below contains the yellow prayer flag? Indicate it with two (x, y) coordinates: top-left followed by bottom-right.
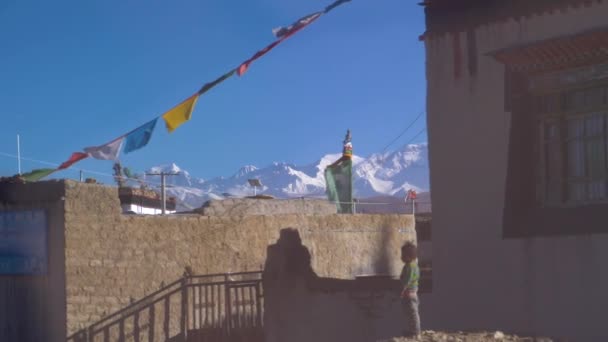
(162, 94), (200, 133)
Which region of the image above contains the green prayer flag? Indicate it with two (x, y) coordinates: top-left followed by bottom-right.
(324, 159), (353, 214)
(123, 167), (134, 179)
(21, 168), (56, 182)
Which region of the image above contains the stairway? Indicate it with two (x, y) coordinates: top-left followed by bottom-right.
(67, 271), (264, 342)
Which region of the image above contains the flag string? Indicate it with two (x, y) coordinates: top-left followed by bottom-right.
(14, 0), (352, 181)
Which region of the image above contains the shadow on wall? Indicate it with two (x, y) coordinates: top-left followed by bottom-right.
(264, 228), (317, 283)
(373, 223), (396, 275)
(263, 228), (406, 342)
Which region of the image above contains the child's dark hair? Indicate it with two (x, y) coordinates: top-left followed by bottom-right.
(401, 241), (417, 255)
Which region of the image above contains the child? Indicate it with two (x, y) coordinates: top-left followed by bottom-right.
(400, 241), (421, 337)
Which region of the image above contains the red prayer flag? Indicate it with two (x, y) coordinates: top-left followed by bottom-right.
(237, 40), (283, 76)
(272, 12), (322, 39)
(237, 13), (321, 76)
(58, 152), (88, 170)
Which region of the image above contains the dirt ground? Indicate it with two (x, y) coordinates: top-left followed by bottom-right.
(378, 331), (556, 342)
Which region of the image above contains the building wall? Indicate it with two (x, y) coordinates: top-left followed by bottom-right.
(263, 228), (410, 342)
(0, 181), (67, 342)
(265, 277), (406, 342)
(425, 3), (608, 341)
(62, 181), (415, 335)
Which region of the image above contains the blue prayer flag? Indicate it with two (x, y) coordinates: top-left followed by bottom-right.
(324, 0), (351, 14)
(124, 118), (158, 154)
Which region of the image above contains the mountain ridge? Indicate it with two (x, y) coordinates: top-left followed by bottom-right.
(143, 143), (429, 210)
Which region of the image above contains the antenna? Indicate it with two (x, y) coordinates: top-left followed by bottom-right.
(17, 134), (21, 175)
(248, 179), (262, 196)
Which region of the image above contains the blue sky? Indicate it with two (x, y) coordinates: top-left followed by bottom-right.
(0, 0), (426, 181)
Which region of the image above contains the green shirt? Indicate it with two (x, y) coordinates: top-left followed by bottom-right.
(400, 260), (420, 292)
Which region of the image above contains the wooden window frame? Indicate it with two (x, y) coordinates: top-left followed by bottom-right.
(534, 83), (608, 207)
(503, 63), (608, 238)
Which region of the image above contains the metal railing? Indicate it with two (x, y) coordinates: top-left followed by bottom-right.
(67, 271), (263, 342)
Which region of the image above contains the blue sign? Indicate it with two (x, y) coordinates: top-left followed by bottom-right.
(0, 210), (48, 275)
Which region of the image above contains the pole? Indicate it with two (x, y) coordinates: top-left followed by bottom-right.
(412, 199), (416, 216)
(161, 173), (166, 215)
(146, 172), (179, 215)
(79, 170), (83, 182)
(17, 134), (21, 175)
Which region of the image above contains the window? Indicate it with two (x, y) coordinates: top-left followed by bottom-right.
(418, 260), (433, 293)
(497, 30), (608, 237)
(415, 215), (432, 242)
(534, 83), (608, 206)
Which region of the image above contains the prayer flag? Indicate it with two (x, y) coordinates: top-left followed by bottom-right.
(123, 167), (134, 179)
(238, 12), (320, 76)
(162, 94), (200, 133)
(58, 152), (88, 170)
(124, 118), (158, 154)
(21, 168), (56, 182)
(324, 0), (351, 14)
(272, 12), (322, 39)
(84, 137), (125, 160)
(237, 40), (283, 76)
(325, 158), (353, 214)
(199, 70), (235, 95)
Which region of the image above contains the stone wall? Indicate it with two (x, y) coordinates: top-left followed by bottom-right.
(61, 181), (414, 335)
(263, 228), (410, 342)
(266, 278), (406, 342)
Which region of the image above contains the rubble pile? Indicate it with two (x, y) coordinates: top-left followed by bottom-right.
(380, 331), (554, 342)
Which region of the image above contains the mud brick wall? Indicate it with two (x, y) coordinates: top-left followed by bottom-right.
(60, 181), (415, 335)
(263, 228), (407, 342)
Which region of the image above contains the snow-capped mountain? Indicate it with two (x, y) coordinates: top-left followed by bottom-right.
(144, 143), (429, 211)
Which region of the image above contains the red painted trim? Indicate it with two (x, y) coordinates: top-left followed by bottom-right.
(452, 32), (462, 80)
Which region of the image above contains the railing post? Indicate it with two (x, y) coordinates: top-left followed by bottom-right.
(255, 282), (263, 328)
(224, 274), (231, 336)
(118, 320), (125, 342)
(148, 304), (155, 342)
(180, 277), (188, 340)
(133, 310), (140, 342)
(163, 297), (170, 341)
(70, 328), (89, 342)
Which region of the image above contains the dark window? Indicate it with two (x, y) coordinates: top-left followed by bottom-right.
(415, 216), (432, 242)
(418, 260), (433, 294)
(503, 63), (608, 238)
(535, 86), (608, 206)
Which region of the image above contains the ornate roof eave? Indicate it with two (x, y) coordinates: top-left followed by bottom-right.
(488, 26), (608, 74)
(420, 0), (604, 41)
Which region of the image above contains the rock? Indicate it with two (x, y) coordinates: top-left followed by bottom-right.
(494, 331), (505, 340)
(377, 331), (554, 342)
